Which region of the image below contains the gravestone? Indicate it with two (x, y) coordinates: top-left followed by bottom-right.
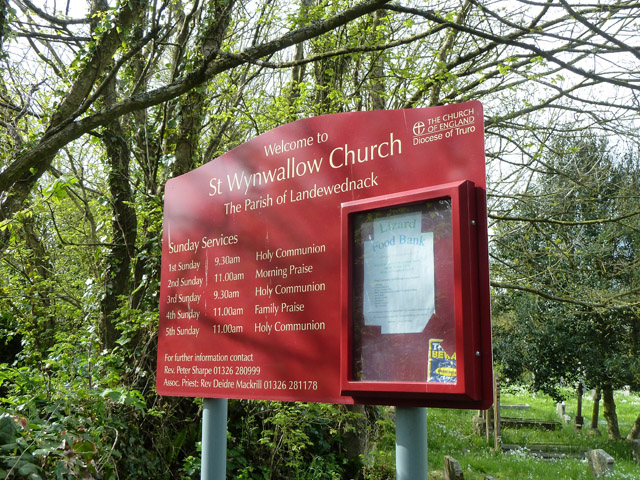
(443, 455), (464, 480)
(473, 412), (486, 435)
(630, 439), (640, 464)
(587, 449), (614, 477)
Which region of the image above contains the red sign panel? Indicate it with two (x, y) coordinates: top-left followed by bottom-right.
(157, 101), (492, 408)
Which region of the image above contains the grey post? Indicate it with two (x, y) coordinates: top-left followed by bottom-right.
(201, 398), (228, 480)
(395, 406), (428, 480)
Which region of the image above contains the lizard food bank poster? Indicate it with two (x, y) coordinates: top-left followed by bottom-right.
(350, 200), (453, 384)
(157, 101), (490, 406)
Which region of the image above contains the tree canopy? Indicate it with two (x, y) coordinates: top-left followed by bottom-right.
(491, 134), (640, 437)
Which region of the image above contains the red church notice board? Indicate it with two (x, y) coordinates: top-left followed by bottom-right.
(157, 101), (492, 408)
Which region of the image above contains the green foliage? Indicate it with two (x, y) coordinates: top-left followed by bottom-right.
(226, 401), (366, 479)
(41, 177), (79, 202)
(0, 326), (195, 479)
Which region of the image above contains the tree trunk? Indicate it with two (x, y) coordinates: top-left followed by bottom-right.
(428, 0), (472, 106)
(342, 404), (369, 479)
(100, 81), (137, 350)
(602, 385), (621, 440)
(627, 412), (640, 440)
(286, 0), (314, 119)
(575, 381), (584, 430)
(172, 0), (234, 177)
(591, 386), (601, 430)
(21, 213), (55, 352)
(368, 10), (387, 111)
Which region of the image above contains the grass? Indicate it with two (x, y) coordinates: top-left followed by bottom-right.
(366, 386), (640, 479)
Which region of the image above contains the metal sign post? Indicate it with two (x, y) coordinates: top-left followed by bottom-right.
(395, 406), (427, 480)
(201, 398), (228, 480)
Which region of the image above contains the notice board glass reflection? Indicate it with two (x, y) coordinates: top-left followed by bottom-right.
(350, 199), (457, 384)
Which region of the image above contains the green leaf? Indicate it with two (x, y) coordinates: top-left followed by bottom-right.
(73, 439), (97, 454)
(17, 461), (42, 477)
(0, 415), (17, 445)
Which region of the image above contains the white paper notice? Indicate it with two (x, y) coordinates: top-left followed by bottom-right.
(363, 212), (435, 334)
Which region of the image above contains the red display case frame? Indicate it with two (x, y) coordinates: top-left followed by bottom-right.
(340, 180), (491, 407)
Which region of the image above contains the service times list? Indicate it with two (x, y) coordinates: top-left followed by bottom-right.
(160, 234), (329, 398)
